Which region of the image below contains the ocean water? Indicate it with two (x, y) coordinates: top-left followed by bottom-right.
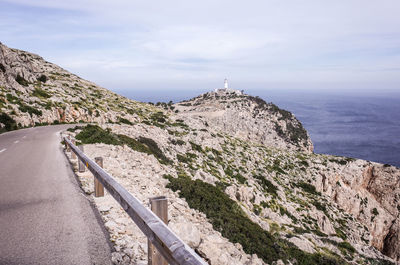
(251, 90), (400, 168)
(120, 89), (400, 167)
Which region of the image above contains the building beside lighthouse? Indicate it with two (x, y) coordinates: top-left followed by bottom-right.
(214, 78), (243, 95)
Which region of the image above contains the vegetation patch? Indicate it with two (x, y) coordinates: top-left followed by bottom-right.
(171, 139), (185, 145)
(0, 113), (18, 132)
(18, 103), (42, 116)
(190, 141), (203, 153)
(337, 241), (355, 255)
(253, 175), (278, 196)
(15, 74), (29, 86)
(37, 74), (48, 83)
(76, 124), (120, 145)
(75, 125), (171, 164)
(294, 181), (321, 196)
(119, 117), (133, 125)
(164, 174), (346, 265)
(33, 87), (51, 98)
(67, 125), (84, 132)
(177, 152), (197, 164)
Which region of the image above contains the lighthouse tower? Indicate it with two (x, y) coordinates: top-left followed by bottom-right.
(224, 78), (228, 89)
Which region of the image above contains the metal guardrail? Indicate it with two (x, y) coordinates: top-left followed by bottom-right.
(64, 137), (207, 265)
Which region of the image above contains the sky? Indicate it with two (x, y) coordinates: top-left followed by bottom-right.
(0, 0), (400, 96)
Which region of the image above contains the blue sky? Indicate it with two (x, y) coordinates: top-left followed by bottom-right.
(1, 0), (399, 95)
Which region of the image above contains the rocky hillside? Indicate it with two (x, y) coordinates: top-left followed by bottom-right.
(0, 42), (157, 132)
(174, 90), (313, 153)
(2, 43), (399, 264)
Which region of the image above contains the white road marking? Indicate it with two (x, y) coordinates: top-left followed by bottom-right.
(0, 148), (6, 153)
(14, 140), (19, 144)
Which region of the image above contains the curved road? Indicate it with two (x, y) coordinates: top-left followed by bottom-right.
(0, 125), (112, 265)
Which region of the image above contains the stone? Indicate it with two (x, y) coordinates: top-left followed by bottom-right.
(288, 236), (316, 254)
(169, 222), (201, 248)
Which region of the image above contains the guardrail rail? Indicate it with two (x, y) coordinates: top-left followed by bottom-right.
(64, 137), (207, 265)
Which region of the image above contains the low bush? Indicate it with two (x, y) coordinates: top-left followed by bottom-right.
(138, 136), (171, 164)
(67, 125), (84, 132)
(294, 181), (320, 196)
(75, 125), (170, 164)
(76, 124), (120, 145)
(253, 175), (278, 196)
(190, 141), (203, 153)
(171, 139), (185, 145)
(18, 103), (42, 116)
(150, 111), (167, 123)
(37, 74), (48, 83)
(119, 117), (133, 125)
(117, 134), (153, 155)
(0, 113), (18, 132)
(337, 241), (355, 255)
(15, 74), (29, 86)
(33, 87), (51, 98)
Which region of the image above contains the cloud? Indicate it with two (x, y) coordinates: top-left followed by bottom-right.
(0, 0), (399, 91)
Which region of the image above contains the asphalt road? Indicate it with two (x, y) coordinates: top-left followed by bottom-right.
(0, 125), (112, 265)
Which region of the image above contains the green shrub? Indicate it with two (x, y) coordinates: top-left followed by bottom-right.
(164, 175), (345, 265)
(119, 117), (133, 125)
(337, 241), (355, 254)
(190, 141), (203, 152)
(371, 208), (379, 216)
(233, 173), (246, 184)
(33, 87), (51, 98)
(150, 111), (167, 123)
(0, 113), (18, 132)
(335, 227), (347, 240)
(18, 104), (42, 116)
(44, 101), (53, 110)
(116, 134), (153, 154)
(253, 175), (278, 196)
(6, 93), (19, 103)
(138, 136), (171, 164)
(15, 74), (29, 86)
(67, 125), (84, 132)
(171, 139), (185, 145)
(312, 200), (327, 213)
(295, 181), (320, 196)
(37, 74), (48, 83)
(76, 124), (120, 145)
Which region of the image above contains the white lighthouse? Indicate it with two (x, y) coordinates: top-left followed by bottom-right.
(213, 78), (242, 95)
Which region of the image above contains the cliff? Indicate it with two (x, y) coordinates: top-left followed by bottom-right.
(1, 42), (399, 264)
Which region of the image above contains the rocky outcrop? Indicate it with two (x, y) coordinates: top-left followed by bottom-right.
(312, 159), (400, 262)
(174, 91), (313, 153)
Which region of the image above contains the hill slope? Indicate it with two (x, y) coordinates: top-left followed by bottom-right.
(1, 43), (399, 264)
(0, 42), (157, 131)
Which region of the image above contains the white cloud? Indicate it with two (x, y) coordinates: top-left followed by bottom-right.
(1, 0), (399, 91)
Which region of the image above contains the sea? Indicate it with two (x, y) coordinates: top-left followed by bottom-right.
(120, 88), (400, 168)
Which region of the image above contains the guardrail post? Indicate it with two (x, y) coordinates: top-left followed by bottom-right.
(71, 139), (76, 159)
(94, 157), (104, 197)
(78, 145), (85, 173)
(66, 136), (71, 152)
(148, 196), (168, 265)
